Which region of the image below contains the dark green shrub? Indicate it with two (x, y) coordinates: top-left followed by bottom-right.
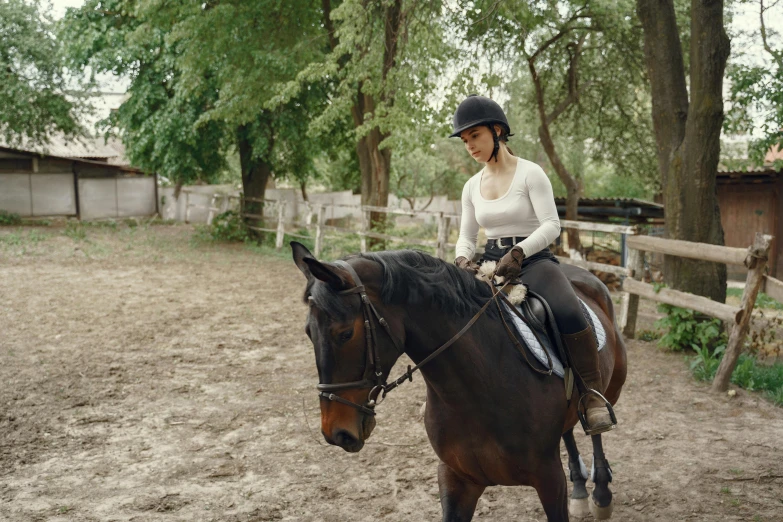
(209, 211), (248, 242)
(0, 210), (22, 226)
(655, 304), (727, 352)
(637, 329), (662, 342)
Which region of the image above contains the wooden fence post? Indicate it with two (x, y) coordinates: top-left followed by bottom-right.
(622, 247), (645, 339)
(712, 233), (773, 392)
(303, 201), (314, 228)
(314, 204), (325, 258)
(436, 212), (448, 260)
(275, 200), (286, 251)
(360, 209), (368, 253)
(206, 194), (218, 225)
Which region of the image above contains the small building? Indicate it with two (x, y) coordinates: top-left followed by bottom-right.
(554, 197), (664, 224)
(717, 167), (783, 279)
(0, 136), (158, 220)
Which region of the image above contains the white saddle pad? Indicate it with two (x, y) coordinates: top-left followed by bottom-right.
(502, 299), (606, 379)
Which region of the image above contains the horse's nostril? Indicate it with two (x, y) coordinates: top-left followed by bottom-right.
(334, 429), (358, 447)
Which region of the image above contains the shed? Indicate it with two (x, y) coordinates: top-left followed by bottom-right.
(0, 137), (158, 220)
(717, 167), (783, 279)
(555, 197), (664, 224)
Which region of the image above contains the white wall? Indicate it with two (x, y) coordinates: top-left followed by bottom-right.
(156, 184), (463, 225)
(0, 173), (76, 217)
(0, 174), (34, 216)
(79, 177), (157, 219)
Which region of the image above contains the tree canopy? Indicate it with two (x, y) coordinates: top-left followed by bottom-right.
(0, 0), (85, 145)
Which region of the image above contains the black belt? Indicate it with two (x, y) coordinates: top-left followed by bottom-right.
(486, 236), (527, 249)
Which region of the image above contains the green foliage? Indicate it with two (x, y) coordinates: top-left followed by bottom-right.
(0, 211), (22, 226)
(637, 329), (663, 342)
(655, 304), (727, 352)
(726, 287), (783, 310)
(0, 0), (86, 144)
(724, 1), (783, 167)
(689, 344), (725, 381)
(208, 211), (248, 243)
(59, 0), (229, 186)
(455, 0), (659, 195)
(687, 348), (783, 406)
(64, 221), (86, 241)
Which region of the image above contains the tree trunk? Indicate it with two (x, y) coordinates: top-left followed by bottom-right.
(237, 125), (272, 233)
(529, 57), (583, 254)
(637, 0), (729, 302)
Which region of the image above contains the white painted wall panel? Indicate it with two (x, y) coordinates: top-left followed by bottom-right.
(0, 174), (32, 216)
(78, 178), (117, 219)
(30, 174), (76, 216)
(117, 177), (156, 216)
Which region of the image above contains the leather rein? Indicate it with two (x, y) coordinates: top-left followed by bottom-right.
(316, 260), (552, 417)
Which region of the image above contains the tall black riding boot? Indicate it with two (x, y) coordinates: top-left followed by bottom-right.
(562, 326), (616, 435)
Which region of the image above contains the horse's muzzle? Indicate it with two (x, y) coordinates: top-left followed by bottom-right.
(321, 414), (375, 453)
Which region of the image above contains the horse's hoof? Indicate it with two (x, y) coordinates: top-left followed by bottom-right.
(589, 496), (613, 520)
(568, 497), (590, 518)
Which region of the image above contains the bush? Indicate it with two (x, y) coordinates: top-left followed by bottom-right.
(209, 211), (248, 242)
(655, 304), (727, 352)
(0, 210), (22, 226)
(637, 329), (662, 342)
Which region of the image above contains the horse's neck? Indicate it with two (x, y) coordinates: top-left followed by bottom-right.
(404, 315), (516, 406)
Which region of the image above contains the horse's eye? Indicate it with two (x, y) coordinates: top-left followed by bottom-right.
(337, 329), (354, 343)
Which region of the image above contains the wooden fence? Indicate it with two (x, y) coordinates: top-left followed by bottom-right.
(201, 193), (774, 393)
(621, 232), (775, 392)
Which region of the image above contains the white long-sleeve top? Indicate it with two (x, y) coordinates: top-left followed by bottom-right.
(455, 158), (561, 260)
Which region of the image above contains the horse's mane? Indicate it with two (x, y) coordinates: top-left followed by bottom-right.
(360, 250), (499, 318)
(303, 250), (499, 320)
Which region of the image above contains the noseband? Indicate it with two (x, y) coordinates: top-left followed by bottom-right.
(316, 260), (503, 417)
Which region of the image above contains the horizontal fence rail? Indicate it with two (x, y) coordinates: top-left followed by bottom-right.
(225, 194), (775, 392)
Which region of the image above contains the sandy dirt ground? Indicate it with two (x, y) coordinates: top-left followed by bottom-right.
(1, 225), (782, 522)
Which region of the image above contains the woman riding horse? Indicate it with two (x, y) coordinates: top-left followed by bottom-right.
(451, 94), (616, 435)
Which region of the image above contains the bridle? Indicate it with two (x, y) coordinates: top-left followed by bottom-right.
(315, 260), (505, 417)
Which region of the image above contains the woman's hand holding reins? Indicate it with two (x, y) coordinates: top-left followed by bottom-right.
(495, 246), (525, 281)
(454, 256), (479, 274)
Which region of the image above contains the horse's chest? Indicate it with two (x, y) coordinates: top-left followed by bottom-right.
(435, 436), (529, 486)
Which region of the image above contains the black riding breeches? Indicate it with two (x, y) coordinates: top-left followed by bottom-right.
(481, 243), (589, 335)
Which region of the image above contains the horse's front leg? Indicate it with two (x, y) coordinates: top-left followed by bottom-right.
(532, 455), (569, 522)
(438, 461), (485, 522)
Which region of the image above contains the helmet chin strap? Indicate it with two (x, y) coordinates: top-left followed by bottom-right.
(488, 124), (501, 162)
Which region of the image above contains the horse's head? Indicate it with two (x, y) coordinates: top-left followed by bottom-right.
(291, 242), (405, 452)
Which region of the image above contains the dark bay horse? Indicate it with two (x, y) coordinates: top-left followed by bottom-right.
(292, 242), (627, 521)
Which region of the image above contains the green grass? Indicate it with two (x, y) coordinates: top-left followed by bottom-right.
(0, 228), (49, 246)
(64, 221), (87, 240)
(727, 288), (783, 310)
(689, 350), (783, 406)
(0, 211), (22, 226)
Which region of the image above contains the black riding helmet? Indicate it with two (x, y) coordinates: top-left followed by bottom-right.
(450, 94), (513, 162)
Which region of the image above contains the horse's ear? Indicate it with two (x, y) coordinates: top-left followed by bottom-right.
(290, 241), (349, 290)
(291, 241), (315, 279)
(304, 258), (350, 290)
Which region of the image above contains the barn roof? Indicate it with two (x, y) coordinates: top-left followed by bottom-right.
(553, 197), (663, 223)
(717, 167), (782, 183)
(0, 144), (145, 175)
(0, 133), (131, 165)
